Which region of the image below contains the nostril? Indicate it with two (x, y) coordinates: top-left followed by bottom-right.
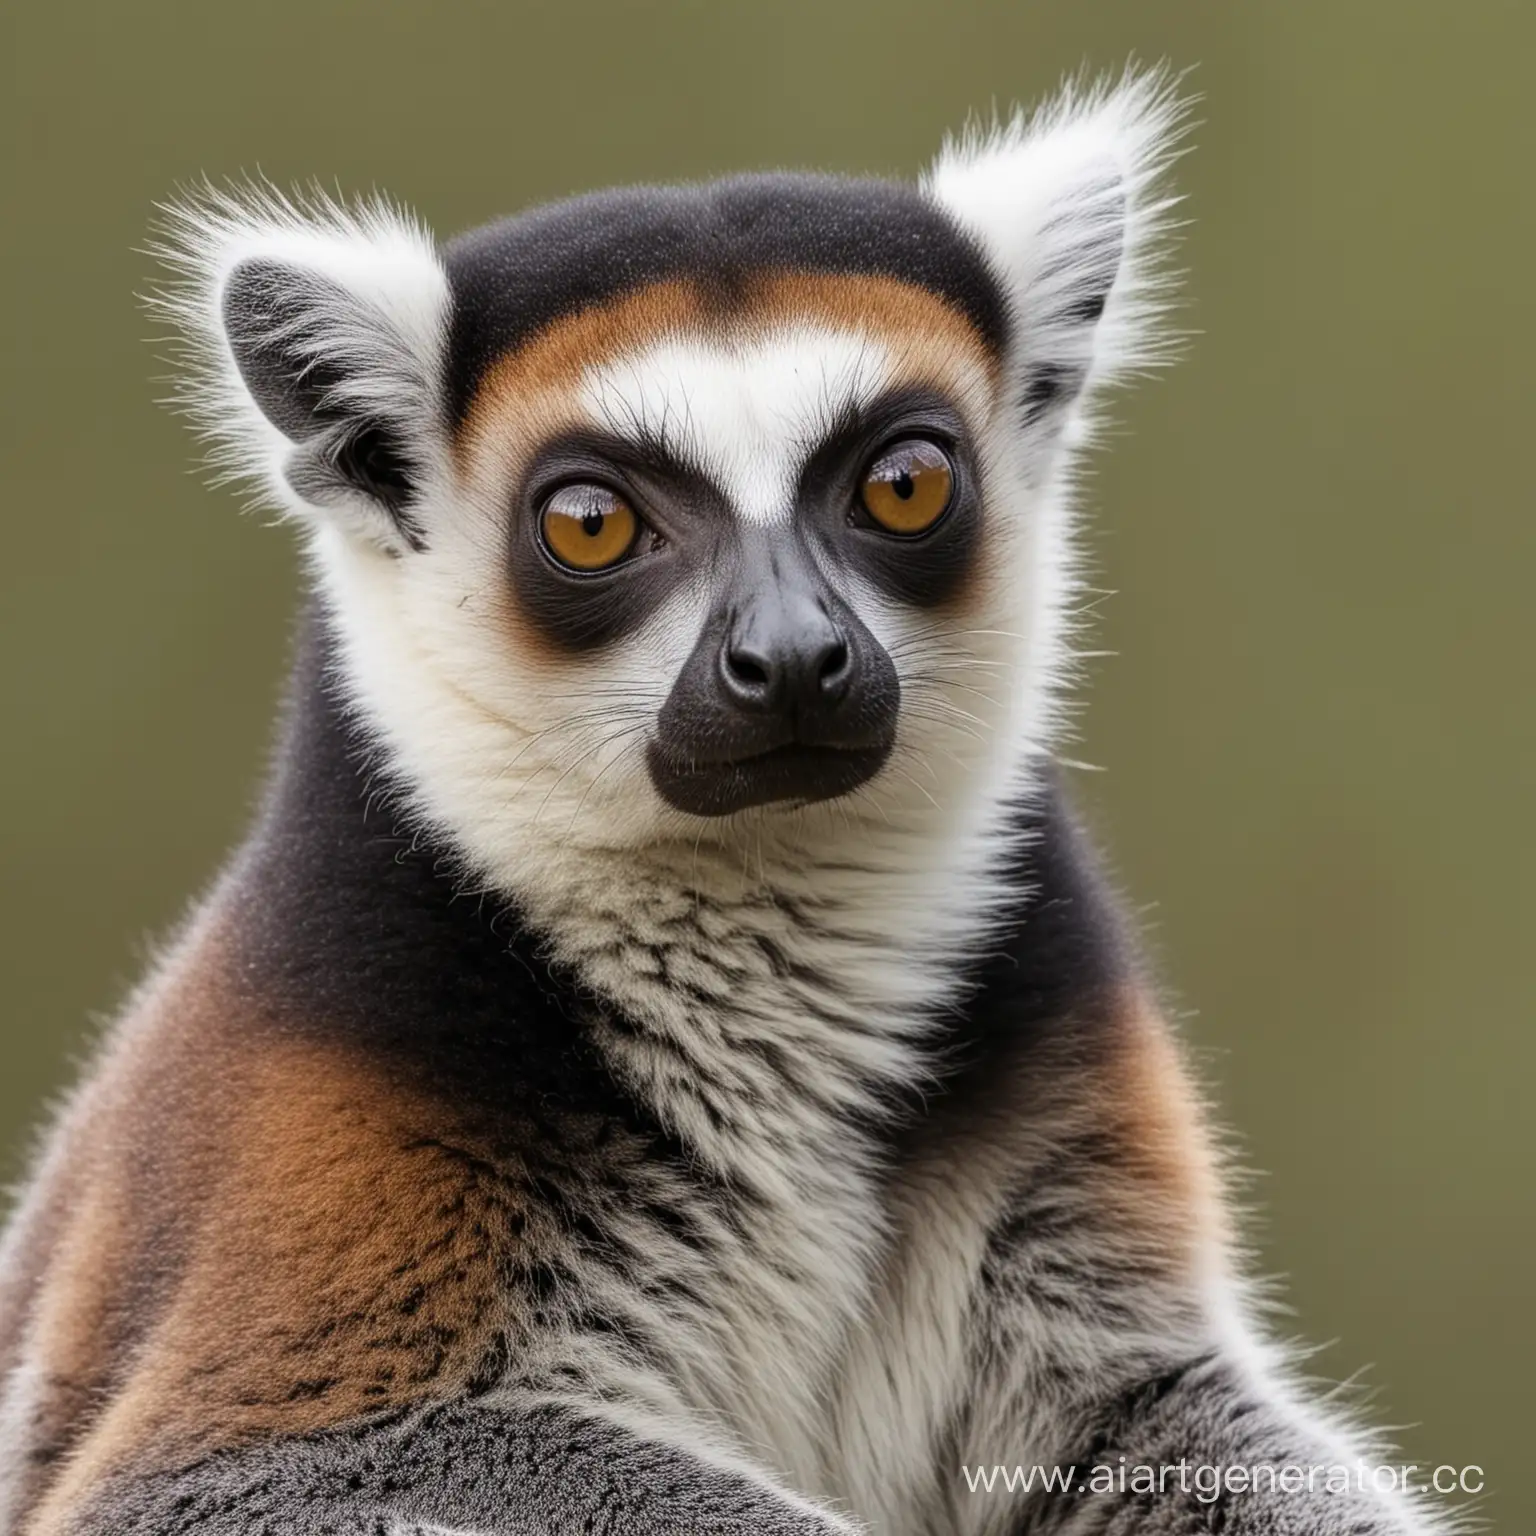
(726, 647), (770, 688)
(817, 638), (850, 688)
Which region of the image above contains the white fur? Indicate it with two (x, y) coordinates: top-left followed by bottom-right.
(925, 66), (1189, 443)
(584, 329), (898, 524)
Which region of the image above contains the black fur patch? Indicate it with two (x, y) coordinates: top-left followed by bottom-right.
(508, 426), (735, 653)
(441, 174), (1009, 427)
(895, 764), (1137, 1166)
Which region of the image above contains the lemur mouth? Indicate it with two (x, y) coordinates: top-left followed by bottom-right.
(646, 738), (893, 817)
(644, 539), (902, 816)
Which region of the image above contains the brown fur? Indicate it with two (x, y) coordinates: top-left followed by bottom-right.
(458, 270), (1000, 463)
(1105, 994), (1232, 1273)
(5, 913), (528, 1534)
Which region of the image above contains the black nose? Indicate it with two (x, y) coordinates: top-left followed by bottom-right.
(721, 628), (852, 711)
(648, 539), (900, 813)
(720, 611), (852, 714)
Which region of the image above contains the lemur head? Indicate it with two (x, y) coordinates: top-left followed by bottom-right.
(156, 74), (1181, 895)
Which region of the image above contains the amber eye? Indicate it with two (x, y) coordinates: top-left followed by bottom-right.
(540, 484), (641, 572)
(859, 439), (954, 535)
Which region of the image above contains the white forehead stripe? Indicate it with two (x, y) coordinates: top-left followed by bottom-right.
(580, 328), (896, 525)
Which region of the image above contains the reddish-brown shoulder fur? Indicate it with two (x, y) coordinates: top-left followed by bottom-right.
(1, 911), (529, 1535)
(896, 983), (1228, 1290)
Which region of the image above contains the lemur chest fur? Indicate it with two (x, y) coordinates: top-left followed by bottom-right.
(474, 765), (1160, 1529)
(510, 837), (1013, 1498)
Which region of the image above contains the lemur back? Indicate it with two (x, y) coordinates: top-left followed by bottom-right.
(0, 74), (1447, 1536)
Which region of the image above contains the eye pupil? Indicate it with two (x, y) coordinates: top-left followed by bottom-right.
(541, 487), (640, 572)
(859, 439), (954, 536)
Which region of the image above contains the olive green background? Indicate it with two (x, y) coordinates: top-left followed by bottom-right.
(4, 0), (1530, 1524)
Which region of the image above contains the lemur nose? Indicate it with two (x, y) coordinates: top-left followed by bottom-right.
(721, 624), (852, 714)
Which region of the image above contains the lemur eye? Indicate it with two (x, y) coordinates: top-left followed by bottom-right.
(540, 484), (641, 573)
(859, 439), (954, 535)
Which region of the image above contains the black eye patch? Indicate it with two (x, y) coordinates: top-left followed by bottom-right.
(795, 385), (983, 609)
(509, 429), (731, 653)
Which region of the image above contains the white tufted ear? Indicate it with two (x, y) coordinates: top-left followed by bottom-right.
(925, 69), (1189, 447)
(148, 184), (450, 552)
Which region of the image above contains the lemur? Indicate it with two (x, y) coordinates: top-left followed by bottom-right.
(0, 74), (1447, 1536)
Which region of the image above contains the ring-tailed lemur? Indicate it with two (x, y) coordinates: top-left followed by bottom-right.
(0, 73), (1448, 1536)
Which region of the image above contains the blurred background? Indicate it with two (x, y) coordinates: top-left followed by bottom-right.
(4, 0), (1530, 1524)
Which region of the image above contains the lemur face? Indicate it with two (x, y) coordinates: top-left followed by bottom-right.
(158, 78), (1177, 883)
(451, 215), (1004, 822)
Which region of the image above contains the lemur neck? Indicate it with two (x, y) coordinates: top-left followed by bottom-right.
(220, 607), (1132, 1142)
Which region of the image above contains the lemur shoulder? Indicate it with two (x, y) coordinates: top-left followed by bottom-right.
(0, 74), (1449, 1536)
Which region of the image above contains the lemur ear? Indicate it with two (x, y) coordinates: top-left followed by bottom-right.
(150, 186), (450, 552)
(926, 71), (1188, 444)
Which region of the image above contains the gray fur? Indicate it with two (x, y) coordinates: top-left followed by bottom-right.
(72, 1402), (856, 1535)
